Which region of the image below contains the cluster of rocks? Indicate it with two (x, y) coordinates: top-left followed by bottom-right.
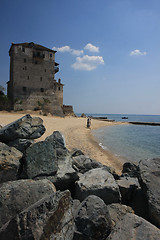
(0, 114), (160, 240)
(81, 113), (87, 118)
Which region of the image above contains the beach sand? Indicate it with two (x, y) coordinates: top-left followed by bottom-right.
(0, 111), (125, 174)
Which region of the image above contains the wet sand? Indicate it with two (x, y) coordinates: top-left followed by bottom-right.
(0, 111), (126, 174)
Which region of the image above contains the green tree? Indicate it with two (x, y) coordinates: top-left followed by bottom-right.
(0, 85), (11, 111)
(0, 85), (5, 95)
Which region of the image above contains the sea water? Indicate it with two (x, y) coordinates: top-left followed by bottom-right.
(86, 114), (160, 164)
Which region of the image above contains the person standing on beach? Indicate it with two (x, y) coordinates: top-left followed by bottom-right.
(87, 117), (90, 128)
(87, 117), (91, 128)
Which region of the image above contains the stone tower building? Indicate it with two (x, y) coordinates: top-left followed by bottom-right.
(7, 42), (64, 116)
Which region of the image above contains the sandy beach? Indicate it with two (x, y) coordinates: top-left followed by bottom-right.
(0, 111), (125, 174)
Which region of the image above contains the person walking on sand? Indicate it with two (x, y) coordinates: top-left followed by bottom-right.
(87, 117), (90, 128)
(87, 117), (91, 128)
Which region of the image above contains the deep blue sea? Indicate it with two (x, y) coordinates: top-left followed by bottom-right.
(77, 113), (160, 164)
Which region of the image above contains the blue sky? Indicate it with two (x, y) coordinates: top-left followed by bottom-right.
(0, 0), (160, 114)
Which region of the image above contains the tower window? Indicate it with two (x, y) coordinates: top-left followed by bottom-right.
(27, 76), (29, 80)
(35, 61), (38, 64)
(23, 87), (27, 92)
(50, 53), (52, 58)
(58, 86), (61, 91)
(22, 47), (25, 52)
(24, 58), (26, 63)
(45, 69), (46, 72)
(41, 88), (44, 92)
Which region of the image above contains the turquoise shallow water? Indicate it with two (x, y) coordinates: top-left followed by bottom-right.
(91, 114), (160, 164)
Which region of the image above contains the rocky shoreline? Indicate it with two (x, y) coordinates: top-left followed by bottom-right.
(0, 114), (160, 239)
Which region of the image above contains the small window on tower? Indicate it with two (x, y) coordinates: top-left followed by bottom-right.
(45, 69), (46, 72)
(50, 53), (52, 58)
(22, 47), (25, 52)
(41, 88), (44, 92)
(27, 76), (29, 80)
(40, 77), (42, 81)
(58, 86), (61, 91)
(23, 87), (27, 92)
(24, 58), (26, 63)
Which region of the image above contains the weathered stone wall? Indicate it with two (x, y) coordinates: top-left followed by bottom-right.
(14, 90), (64, 117)
(63, 105), (75, 116)
(54, 80), (63, 107)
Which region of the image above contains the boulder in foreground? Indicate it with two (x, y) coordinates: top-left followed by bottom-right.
(72, 154), (104, 174)
(45, 131), (69, 160)
(0, 190), (75, 240)
(7, 138), (34, 153)
(24, 140), (57, 179)
(73, 195), (112, 240)
(0, 179), (56, 228)
(107, 213), (160, 240)
(106, 203), (134, 228)
(138, 158), (160, 228)
(0, 114), (45, 143)
(0, 142), (23, 183)
(75, 167), (121, 204)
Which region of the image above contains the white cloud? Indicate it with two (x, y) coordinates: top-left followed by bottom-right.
(53, 45), (71, 52)
(72, 55), (104, 71)
(71, 49), (84, 56)
(84, 43), (99, 53)
(52, 45), (83, 56)
(130, 49), (147, 56)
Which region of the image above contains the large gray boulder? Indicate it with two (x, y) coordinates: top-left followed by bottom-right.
(53, 154), (79, 190)
(138, 158), (160, 228)
(122, 162), (139, 178)
(0, 190), (75, 240)
(72, 154), (104, 173)
(23, 140), (58, 179)
(45, 131), (69, 160)
(117, 176), (140, 204)
(35, 154), (79, 192)
(71, 148), (85, 157)
(7, 138), (34, 153)
(73, 195), (112, 240)
(26, 132), (79, 191)
(107, 213), (160, 240)
(117, 176), (148, 220)
(71, 149), (119, 179)
(106, 203), (134, 228)
(0, 114), (45, 143)
(0, 142), (23, 183)
(129, 187), (149, 220)
(46, 130), (66, 148)
(33, 132), (79, 191)
(0, 179), (56, 228)
(75, 167), (121, 204)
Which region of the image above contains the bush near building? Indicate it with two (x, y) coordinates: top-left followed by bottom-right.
(0, 86), (11, 111)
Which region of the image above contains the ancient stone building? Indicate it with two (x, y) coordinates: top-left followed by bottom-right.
(7, 42), (65, 116)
